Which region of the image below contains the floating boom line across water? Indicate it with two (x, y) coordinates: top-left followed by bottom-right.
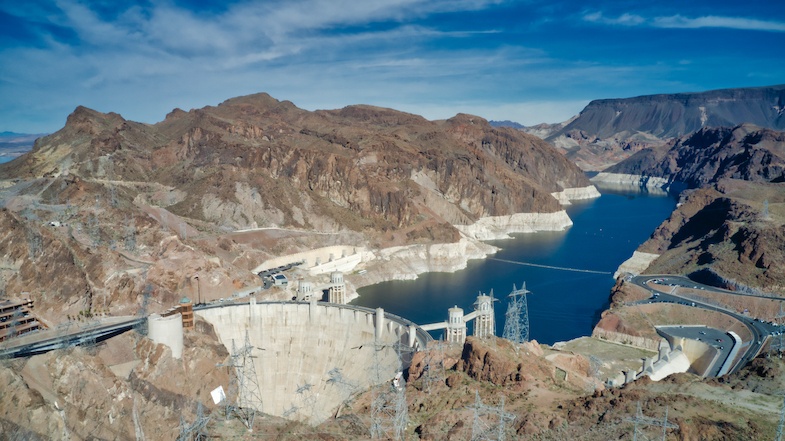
(487, 257), (611, 275)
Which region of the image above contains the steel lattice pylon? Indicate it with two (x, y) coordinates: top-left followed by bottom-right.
(625, 401), (678, 441)
(368, 340), (411, 440)
(502, 282), (531, 350)
(177, 402), (210, 441)
(219, 330), (264, 430)
(468, 391), (516, 441)
(420, 339), (447, 394)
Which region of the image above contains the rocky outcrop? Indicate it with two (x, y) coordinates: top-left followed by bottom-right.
(531, 84), (785, 170)
(590, 172), (680, 192)
(363, 237), (497, 285)
(554, 85), (785, 141)
(634, 180), (785, 293)
(613, 251), (661, 279)
(0, 324), (230, 440)
(550, 185), (602, 205)
(605, 124), (785, 188)
(454, 211), (573, 241)
(455, 337), (550, 387)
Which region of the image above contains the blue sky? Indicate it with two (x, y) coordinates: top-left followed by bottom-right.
(1, 0), (784, 133)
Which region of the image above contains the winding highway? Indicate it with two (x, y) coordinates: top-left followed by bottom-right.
(628, 274), (783, 375)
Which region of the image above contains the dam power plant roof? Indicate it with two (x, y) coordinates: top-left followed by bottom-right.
(196, 298), (431, 424)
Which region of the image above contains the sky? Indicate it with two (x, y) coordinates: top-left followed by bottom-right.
(1, 0), (784, 134)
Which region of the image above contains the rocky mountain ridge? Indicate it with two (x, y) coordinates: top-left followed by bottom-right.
(0, 93), (594, 323)
(524, 84), (785, 170)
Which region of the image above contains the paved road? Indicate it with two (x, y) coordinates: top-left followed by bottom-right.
(0, 316), (143, 358)
(628, 274), (783, 375)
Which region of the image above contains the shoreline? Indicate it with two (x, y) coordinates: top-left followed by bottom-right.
(590, 172), (687, 194)
(345, 186), (599, 300)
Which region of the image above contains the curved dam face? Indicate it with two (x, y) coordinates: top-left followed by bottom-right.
(197, 300), (426, 424)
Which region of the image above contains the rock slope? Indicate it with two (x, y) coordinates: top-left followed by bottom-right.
(0, 93), (593, 322)
(601, 124), (785, 189)
(530, 84), (785, 170)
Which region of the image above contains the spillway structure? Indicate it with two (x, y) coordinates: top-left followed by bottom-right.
(196, 297), (431, 425)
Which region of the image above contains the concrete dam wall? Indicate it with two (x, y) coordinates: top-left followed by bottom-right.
(197, 300), (428, 424)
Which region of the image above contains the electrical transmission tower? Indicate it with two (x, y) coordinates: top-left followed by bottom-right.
(134, 284), (151, 339)
(502, 282), (531, 350)
(107, 157), (118, 208)
(369, 341), (411, 440)
(625, 402), (677, 441)
(124, 219), (137, 252)
(588, 355), (603, 378)
(219, 330), (264, 430)
(177, 402), (210, 441)
(420, 339), (447, 394)
(468, 391), (516, 441)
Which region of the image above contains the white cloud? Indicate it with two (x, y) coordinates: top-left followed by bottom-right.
(582, 12), (644, 26)
(583, 11), (785, 33)
(653, 15), (785, 32)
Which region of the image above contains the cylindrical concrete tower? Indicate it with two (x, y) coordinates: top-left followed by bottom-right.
(147, 313), (184, 359)
(328, 271), (347, 304)
(473, 294), (494, 338)
(330, 271), (344, 284)
(297, 280), (314, 302)
(446, 306), (466, 345)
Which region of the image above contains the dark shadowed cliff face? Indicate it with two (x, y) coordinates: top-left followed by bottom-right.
(605, 124), (785, 188)
(537, 85), (785, 170)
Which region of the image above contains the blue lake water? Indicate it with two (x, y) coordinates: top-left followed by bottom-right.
(0, 156), (14, 164)
(350, 187), (677, 345)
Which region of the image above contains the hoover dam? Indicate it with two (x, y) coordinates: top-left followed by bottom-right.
(195, 298), (431, 424)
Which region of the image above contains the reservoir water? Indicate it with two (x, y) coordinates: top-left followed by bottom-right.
(350, 187), (677, 345)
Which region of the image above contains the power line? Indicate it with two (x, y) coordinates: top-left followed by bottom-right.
(488, 257), (611, 275)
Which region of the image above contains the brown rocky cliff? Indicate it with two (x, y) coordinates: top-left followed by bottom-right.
(2, 94), (589, 235)
(639, 180), (785, 293)
(454, 337), (553, 388)
(606, 124), (785, 188)
(0, 321), (230, 440)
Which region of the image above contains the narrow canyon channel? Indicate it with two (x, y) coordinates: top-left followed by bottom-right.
(351, 185), (678, 345)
